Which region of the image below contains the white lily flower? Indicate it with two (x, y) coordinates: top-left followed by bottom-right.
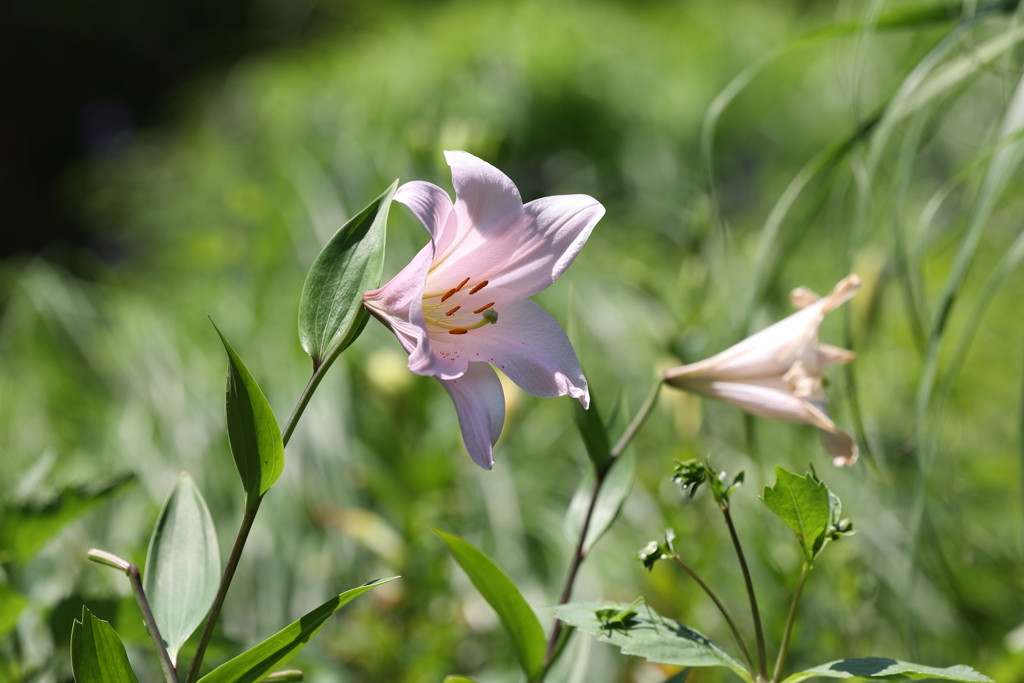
(664, 274), (862, 466)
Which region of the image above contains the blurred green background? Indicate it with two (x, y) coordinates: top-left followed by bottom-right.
(3, 0), (1024, 681)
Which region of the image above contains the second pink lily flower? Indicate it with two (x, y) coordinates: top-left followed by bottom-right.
(364, 151), (603, 469)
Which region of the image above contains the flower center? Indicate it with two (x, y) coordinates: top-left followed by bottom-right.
(422, 276), (499, 335)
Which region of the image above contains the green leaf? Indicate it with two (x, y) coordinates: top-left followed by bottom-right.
(431, 527), (546, 680)
(762, 466), (832, 562)
(563, 448), (636, 554)
(0, 585), (26, 638)
(552, 602), (749, 681)
(213, 323), (285, 511)
(572, 393), (611, 471)
(0, 475), (134, 563)
(298, 181), (397, 371)
(198, 577), (398, 683)
(443, 677), (479, 683)
(70, 607), (140, 683)
(781, 658), (993, 683)
(144, 473), (221, 666)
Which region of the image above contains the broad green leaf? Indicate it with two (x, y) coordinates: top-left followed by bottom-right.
(563, 448), (636, 553)
(0, 475), (134, 563)
(198, 577), (397, 683)
(144, 473), (221, 666)
(70, 607), (140, 683)
(443, 677), (479, 683)
(0, 585), (26, 637)
(572, 393), (610, 471)
(762, 467), (831, 562)
(214, 323), (285, 511)
(552, 602), (749, 681)
(431, 527), (545, 680)
(782, 658), (993, 683)
(298, 181), (397, 371)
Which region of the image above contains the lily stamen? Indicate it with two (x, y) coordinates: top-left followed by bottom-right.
(469, 280), (489, 294)
(445, 306), (461, 316)
(449, 328), (468, 335)
(473, 302), (495, 314)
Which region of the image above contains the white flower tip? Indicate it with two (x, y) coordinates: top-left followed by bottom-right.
(822, 273), (862, 312)
(790, 286), (821, 309)
(570, 385), (590, 410)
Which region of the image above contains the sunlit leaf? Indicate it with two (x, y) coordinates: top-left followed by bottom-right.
(144, 473), (221, 666)
(0, 475), (134, 563)
(213, 323), (285, 511)
(298, 181), (397, 371)
(563, 448), (636, 553)
(553, 602), (749, 681)
(70, 607), (140, 683)
(782, 658), (993, 683)
(762, 467), (831, 562)
(198, 577), (398, 683)
(431, 528), (545, 680)
(0, 585), (26, 638)
(443, 677), (479, 683)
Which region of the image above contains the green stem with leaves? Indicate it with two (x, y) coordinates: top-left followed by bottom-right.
(773, 563), (811, 683)
(541, 380), (663, 674)
(722, 506), (767, 682)
(671, 555), (758, 682)
(185, 369), (321, 683)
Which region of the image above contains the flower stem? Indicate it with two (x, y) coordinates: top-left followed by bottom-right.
(541, 379), (663, 674)
(185, 498), (261, 683)
(722, 506), (767, 681)
(126, 564), (178, 683)
(186, 366), (321, 682)
(671, 555), (758, 683)
(772, 563), (811, 683)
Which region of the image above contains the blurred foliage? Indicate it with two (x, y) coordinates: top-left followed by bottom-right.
(2, 0), (1024, 682)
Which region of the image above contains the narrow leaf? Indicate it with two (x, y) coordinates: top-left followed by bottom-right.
(144, 473), (221, 665)
(431, 527), (546, 680)
(782, 658), (993, 683)
(0, 475), (134, 563)
(0, 585), (26, 638)
(213, 323), (285, 511)
(762, 467), (831, 562)
(572, 393), (611, 471)
(563, 448), (636, 553)
(70, 607), (140, 683)
(198, 577), (398, 683)
(553, 602), (749, 681)
(298, 181), (397, 371)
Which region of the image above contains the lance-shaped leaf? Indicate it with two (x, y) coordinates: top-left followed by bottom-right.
(781, 658), (993, 683)
(563, 448), (636, 553)
(198, 577), (398, 683)
(214, 323), (285, 511)
(70, 607), (140, 683)
(572, 392), (611, 471)
(762, 467), (832, 562)
(431, 527), (545, 681)
(144, 473), (221, 666)
(553, 602), (750, 682)
(0, 475), (134, 564)
(299, 181), (397, 371)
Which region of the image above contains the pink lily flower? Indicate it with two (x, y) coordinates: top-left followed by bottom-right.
(363, 151), (603, 469)
(663, 275), (862, 466)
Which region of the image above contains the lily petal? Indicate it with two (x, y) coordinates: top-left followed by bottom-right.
(428, 152), (526, 289)
(439, 361), (505, 469)
(452, 289), (589, 407)
(487, 195), (605, 297)
(364, 242), (435, 357)
(394, 180), (456, 248)
(681, 380), (837, 431)
(819, 427), (859, 467)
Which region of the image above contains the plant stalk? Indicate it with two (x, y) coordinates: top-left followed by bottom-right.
(672, 555), (758, 682)
(126, 564), (177, 683)
(772, 563), (811, 683)
(541, 379), (663, 672)
(722, 506), (767, 682)
(186, 366), (319, 682)
(185, 499), (261, 683)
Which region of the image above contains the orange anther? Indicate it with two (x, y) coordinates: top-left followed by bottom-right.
(469, 280), (489, 294)
(445, 306), (461, 316)
(449, 328), (468, 335)
(455, 277), (471, 292)
(441, 288), (458, 303)
(473, 302), (495, 314)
